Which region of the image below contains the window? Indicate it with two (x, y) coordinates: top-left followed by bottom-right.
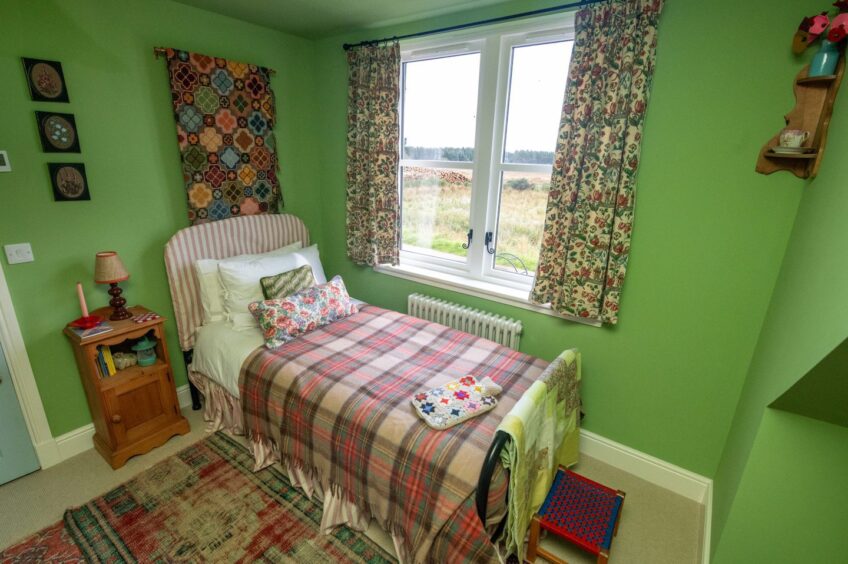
(397, 18), (575, 294)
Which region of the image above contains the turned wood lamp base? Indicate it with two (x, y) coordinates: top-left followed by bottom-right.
(107, 283), (132, 321)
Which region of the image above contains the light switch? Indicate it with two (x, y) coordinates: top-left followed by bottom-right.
(4, 243), (34, 264)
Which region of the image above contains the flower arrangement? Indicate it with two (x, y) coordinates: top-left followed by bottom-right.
(794, 1), (848, 54)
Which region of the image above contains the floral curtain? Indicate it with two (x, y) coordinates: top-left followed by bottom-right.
(345, 43), (401, 266)
(531, 0), (663, 324)
(164, 49), (281, 225)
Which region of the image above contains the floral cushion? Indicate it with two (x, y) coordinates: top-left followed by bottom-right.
(248, 275), (358, 349)
(411, 375), (503, 430)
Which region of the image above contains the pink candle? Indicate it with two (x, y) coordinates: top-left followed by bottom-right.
(76, 282), (89, 318)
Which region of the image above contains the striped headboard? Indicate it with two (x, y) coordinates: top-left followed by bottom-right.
(164, 214), (310, 351)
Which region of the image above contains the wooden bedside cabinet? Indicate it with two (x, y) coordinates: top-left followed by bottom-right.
(64, 305), (190, 468)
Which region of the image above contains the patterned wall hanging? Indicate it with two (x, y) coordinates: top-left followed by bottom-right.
(160, 48), (281, 225)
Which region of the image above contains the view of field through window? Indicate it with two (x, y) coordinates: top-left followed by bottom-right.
(401, 167), (472, 261)
(401, 39), (571, 278)
(401, 168), (550, 272)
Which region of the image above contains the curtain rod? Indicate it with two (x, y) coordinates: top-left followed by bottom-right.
(342, 0), (606, 51)
(153, 47), (276, 75)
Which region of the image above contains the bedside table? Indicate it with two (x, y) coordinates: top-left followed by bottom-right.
(64, 305), (190, 468)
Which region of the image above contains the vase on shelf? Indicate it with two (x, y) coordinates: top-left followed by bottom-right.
(809, 40), (840, 77)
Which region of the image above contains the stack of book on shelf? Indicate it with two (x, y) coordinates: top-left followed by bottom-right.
(96, 345), (117, 379)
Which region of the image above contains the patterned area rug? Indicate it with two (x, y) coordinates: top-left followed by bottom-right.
(0, 432), (395, 563)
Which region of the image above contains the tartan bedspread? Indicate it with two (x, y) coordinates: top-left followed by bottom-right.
(240, 305), (549, 563)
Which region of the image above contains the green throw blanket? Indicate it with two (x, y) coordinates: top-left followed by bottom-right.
(497, 349), (581, 561)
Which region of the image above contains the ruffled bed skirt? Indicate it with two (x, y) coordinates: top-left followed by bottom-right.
(187, 370), (408, 559)
(188, 371), (245, 435)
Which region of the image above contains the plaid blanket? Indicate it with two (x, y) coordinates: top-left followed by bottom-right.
(240, 305), (549, 563)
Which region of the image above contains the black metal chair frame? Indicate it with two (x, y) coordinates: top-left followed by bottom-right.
(476, 430), (511, 540)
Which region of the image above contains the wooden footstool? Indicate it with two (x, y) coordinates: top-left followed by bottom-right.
(526, 466), (625, 564)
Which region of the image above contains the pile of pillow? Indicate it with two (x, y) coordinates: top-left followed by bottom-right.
(193, 242), (357, 348)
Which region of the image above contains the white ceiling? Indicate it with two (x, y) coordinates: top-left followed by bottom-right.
(173, 0), (515, 39)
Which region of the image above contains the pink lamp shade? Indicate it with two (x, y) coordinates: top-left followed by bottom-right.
(94, 251), (130, 284)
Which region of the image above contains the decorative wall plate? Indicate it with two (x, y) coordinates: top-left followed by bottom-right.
(35, 111), (80, 153)
(48, 163), (90, 201)
(22, 57), (69, 103)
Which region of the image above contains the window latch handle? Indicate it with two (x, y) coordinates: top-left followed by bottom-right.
(484, 231), (495, 255)
(461, 229), (473, 249)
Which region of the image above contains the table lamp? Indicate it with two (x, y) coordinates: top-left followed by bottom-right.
(94, 251), (131, 320)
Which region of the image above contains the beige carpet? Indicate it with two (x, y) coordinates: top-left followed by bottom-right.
(0, 408), (703, 563)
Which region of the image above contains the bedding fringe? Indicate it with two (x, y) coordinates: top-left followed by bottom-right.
(246, 431), (416, 561)
(189, 371), (444, 562)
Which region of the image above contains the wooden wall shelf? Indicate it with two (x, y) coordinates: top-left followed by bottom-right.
(796, 75), (837, 85)
(756, 50), (845, 180)
(764, 151), (818, 160)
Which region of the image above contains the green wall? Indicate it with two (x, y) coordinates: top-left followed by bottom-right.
(313, 0), (816, 478)
(713, 411), (848, 563)
(0, 0), (321, 435)
(712, 29), (848, 552)
(770, 338), (848, 428)
(3, 0), (846, 558)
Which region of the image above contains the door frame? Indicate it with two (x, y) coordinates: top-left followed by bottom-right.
(0, 261), (59, 468)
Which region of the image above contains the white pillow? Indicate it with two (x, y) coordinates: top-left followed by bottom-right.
(193, 241), (302, 325)
(218, 244), (327, 331)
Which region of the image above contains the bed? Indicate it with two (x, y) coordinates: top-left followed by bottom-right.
(164, 214), (580, 563)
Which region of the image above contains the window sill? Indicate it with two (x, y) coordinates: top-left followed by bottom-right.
(373, 264), (603, 327)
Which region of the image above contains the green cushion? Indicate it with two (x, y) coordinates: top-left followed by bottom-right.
(260, 265), (316, 300)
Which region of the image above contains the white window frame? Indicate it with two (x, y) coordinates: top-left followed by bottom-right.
(392, 13), (576, 298)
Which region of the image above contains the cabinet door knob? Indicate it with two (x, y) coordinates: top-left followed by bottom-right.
(112, 414), (122, 424)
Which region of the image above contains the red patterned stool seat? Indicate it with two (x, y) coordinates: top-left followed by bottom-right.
(526, 466), (625, 564)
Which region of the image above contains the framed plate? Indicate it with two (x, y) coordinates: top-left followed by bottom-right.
(22, 58), (69, 103)
(35, 111), (80, 153)
(48, 163), (90, 201)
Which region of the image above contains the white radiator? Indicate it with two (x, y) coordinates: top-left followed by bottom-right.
(407, 293), (523, 350)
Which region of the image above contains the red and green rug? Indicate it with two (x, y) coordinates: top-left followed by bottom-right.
(0, 432), (395, 563)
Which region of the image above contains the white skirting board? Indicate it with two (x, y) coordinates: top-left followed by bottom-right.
(51, 385), (193, 463)
(580, 429), (713, 564)
(45, 397), (711, 563)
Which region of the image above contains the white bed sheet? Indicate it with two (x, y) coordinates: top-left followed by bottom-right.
(191, 321), (263, 397)
(190, 298), (365, 397)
